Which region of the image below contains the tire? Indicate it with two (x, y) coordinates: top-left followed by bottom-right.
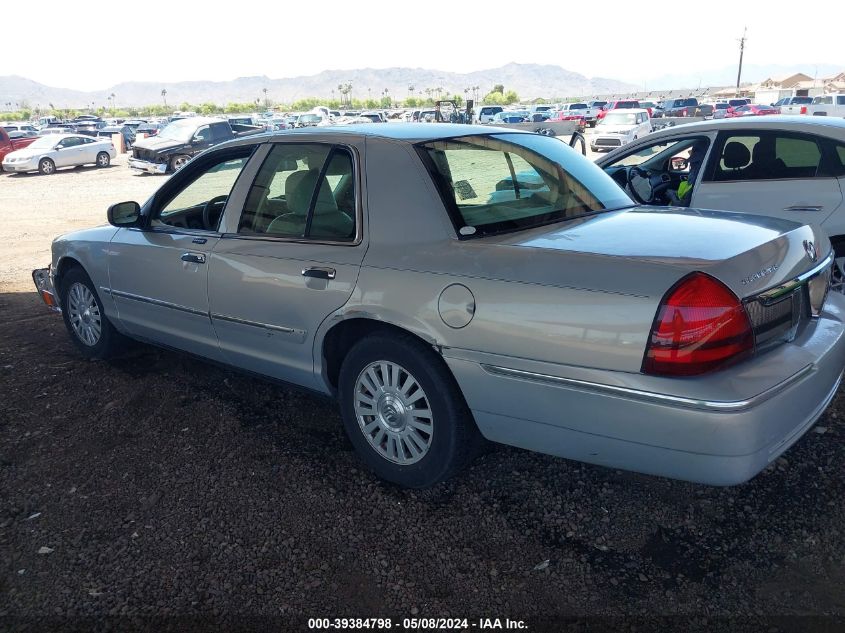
(96, 152), (110, 168)
(338, 331), (480, 488)
(38, 158), (55, 175)
(831, 240), (845, 295)
(169, 154), (191, 172)
(60, 267), (123, 359)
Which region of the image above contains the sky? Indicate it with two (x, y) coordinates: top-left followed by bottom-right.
(3, 0), (844, 91)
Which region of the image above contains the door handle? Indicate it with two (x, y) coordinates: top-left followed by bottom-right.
(301, 267), (336, 280)
(784, 205), (823, 212)
(181, 252), (206, 264)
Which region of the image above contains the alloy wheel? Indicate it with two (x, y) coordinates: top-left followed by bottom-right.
(67, 282), (101, 346)
(354, 361), (434, 465)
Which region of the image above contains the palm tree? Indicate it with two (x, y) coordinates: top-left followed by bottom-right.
(161, 89), (168, 107)
(263, 88), (268, 109)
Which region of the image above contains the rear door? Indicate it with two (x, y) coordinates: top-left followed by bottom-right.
(692, 129), (844, 223)
(209, 140), (366, 390)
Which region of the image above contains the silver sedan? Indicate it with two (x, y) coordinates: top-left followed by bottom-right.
(3, 133), (115, 174)
(33, 124), (845, 488)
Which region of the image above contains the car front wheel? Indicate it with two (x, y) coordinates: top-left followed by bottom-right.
(38, 158), (55, 175)
(338, 331), (479, 488)
(60, 267), (123, 359)
(96, 152), (110, 168)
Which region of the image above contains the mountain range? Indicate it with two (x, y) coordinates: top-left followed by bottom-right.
(0, 64), (638, 109)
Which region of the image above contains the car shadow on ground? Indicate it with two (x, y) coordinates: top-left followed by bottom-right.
(3, 164), (117, 178)
(2, 289), (844, 619)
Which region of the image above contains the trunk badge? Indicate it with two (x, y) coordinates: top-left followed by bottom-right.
(803, 240), (818, 263)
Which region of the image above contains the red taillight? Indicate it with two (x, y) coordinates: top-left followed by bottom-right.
(643, 273), (753, 376)
(681, 108), (688, 116)
(800, 106), (807, 114)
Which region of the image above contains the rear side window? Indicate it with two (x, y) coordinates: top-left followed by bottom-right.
(238, 144), (356, 241)
(712, 133), (823, 181)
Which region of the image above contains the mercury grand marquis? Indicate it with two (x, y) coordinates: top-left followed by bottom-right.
(33, 124), (845, 488)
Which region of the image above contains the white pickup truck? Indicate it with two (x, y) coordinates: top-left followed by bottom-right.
(774, 96), (813, 115)
(806, 93), (845, 117)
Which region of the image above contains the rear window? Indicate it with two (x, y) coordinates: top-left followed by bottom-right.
(417, 133), (632, 238)
(569, 103), (587, 109)
(616, 101), (638, 108)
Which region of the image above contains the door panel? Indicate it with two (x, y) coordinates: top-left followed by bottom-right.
(692, 178), (843, 223)
(208, 141), (365, 390)
(107, 229), (223, 362)
(693, 130), (844, 223)
(208, 240), (363, 388)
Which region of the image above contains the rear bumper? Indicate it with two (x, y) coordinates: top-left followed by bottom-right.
(444, 295), (845, 486)
(128, 157), (167, 174)
(32, 267), (61, 313)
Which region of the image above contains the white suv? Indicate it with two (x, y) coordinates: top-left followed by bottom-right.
(477, 106), (504, 124)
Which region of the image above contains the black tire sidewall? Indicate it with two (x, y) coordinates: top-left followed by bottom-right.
(39, 158), (54, 175)
(338, 333), (474, 488)
(97, 152), (110, 167)
(60, 268), (117, 359)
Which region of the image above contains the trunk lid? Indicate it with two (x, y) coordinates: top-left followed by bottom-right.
(486, 206), (830, 299)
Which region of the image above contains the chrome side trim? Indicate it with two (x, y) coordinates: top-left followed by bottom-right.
(753, 252), (834, 306)
(210, 312), (301, 335)
(480, 363), (815, 412)
(104, 288), (207, 317)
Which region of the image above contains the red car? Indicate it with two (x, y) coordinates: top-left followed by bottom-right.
(596, 100), (644, 121)
(725, 104), (778, 118)
(0, 127), (36, 169)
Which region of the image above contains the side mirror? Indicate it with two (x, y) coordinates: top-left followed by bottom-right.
(108, 201), (141, 227)
(193, 134), (206, 143)
(670, 157), (689, 171)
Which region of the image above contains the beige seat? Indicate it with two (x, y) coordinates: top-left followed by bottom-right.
(266, 169), (354, 239)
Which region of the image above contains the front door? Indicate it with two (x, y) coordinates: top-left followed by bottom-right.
(53, 136), (88, 167)
(107, 146), (255, 362)
(209, 141), (366, 390)
(692, 130), (844, 223)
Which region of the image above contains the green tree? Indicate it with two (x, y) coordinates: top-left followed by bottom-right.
(492, 84), (504, 94)
(482, 91), (506, 105)
(503, 90), (519, 105)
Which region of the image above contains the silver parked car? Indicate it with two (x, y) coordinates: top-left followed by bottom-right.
(33, 124), (845, 488)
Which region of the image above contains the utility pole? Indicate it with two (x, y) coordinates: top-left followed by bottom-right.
(735, 27), (747, 97)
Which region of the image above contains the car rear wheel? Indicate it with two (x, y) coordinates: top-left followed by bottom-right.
(338, 331), (480, 488)
(96, 152), (110, 168)
(170, 155), (190, 172)
(38, 158), (55, 175)
(60, 267), (123, 359)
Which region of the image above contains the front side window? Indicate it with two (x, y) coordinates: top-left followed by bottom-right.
(153, 150), (252, 230)
(238, 143), (356, 241)
(418, 133), (632, 238)
(712, 132), (822, 181)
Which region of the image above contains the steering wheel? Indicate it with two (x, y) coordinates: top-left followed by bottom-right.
(627, 166), (655, 204)
(202, 195), (229, 231)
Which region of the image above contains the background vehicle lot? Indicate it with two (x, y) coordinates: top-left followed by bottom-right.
(2, 148), (845, 622)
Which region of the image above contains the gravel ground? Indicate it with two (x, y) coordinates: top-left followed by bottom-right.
(2, 145), (845, 633)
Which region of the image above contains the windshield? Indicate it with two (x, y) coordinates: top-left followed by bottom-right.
(600, 112), (637, 126)
(158, 119), (201, 142)
(615, 102), (638, 109)
(27, 136), (62, 149)
(417, 133), (632, 238)
(568, 104), (587, 109)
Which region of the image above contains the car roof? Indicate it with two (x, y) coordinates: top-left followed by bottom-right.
(603, 108), (649, 114)
(230, 123), (530, 145)
(646, 115), (845, 140)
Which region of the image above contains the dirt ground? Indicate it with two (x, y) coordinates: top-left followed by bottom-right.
(1, 148), (845, 632)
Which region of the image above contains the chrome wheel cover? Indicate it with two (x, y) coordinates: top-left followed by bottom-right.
(97, 153), (109, 166)
(67, 282), (101, 346)
(172, 156), (189, 170)
(831, 256), (845, 295)
(354, 361), (433, 465)
(40, 159), (54, 174)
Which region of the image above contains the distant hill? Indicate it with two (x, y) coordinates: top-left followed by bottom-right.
(0, 64), (638, 108)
